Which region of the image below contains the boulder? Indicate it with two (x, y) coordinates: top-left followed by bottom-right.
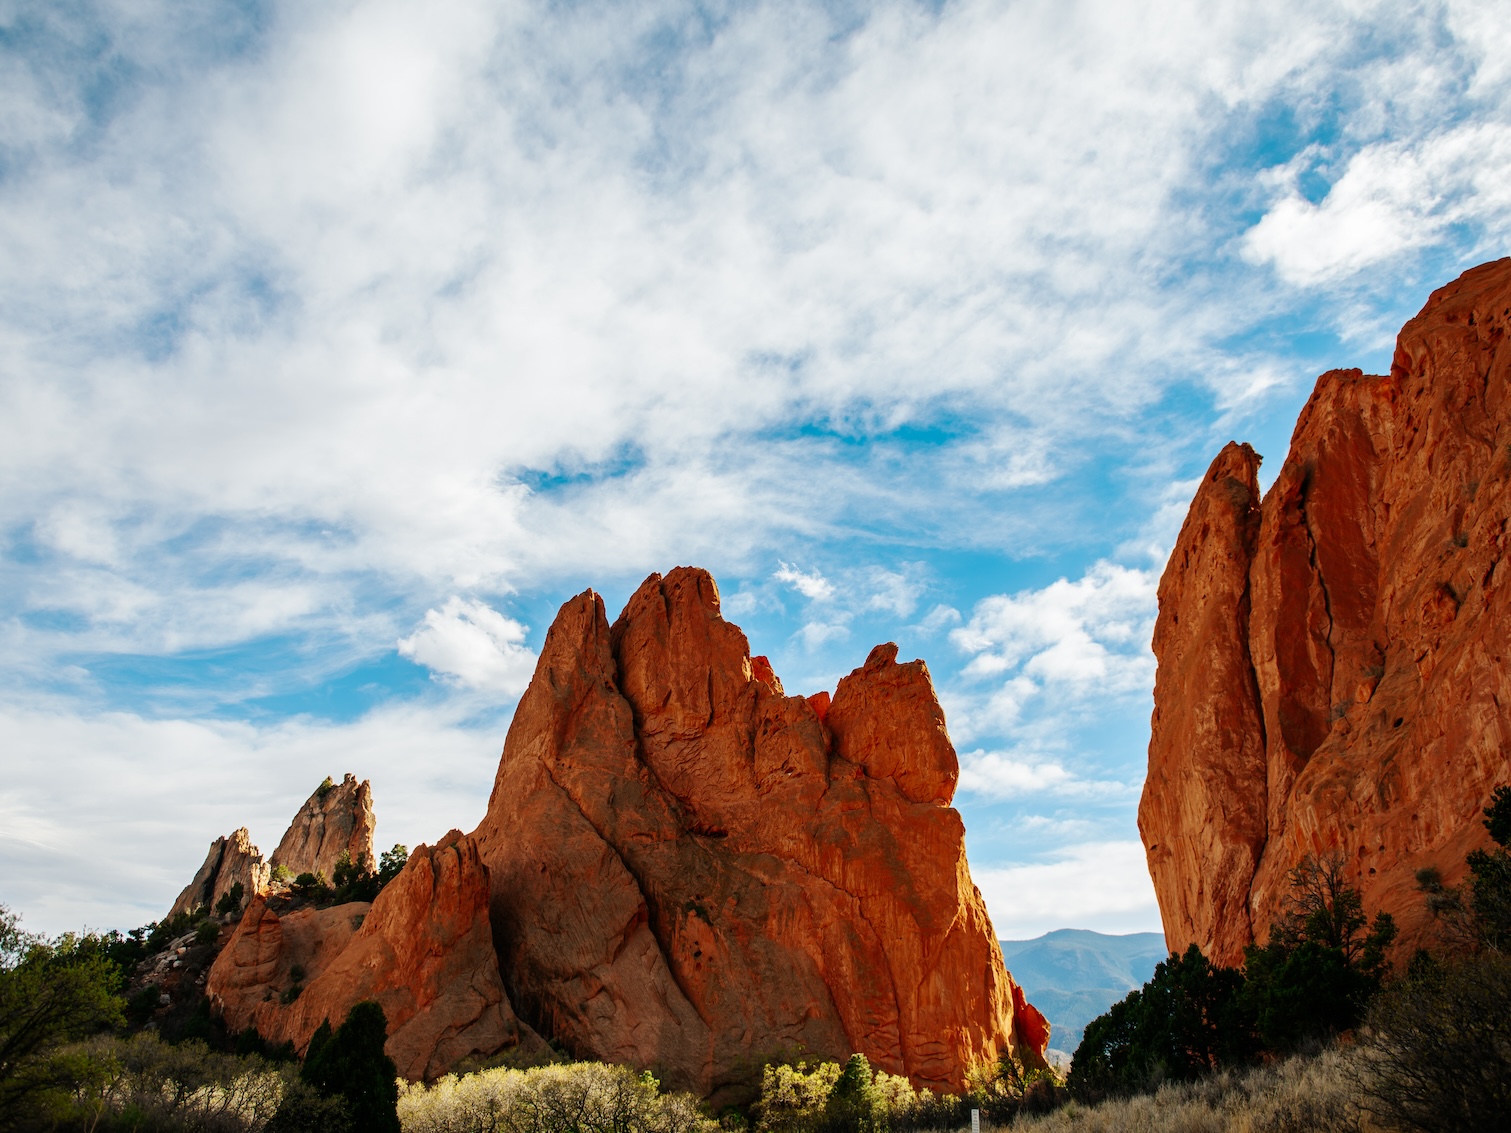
(270, 773), (376, 879)
(472, 566), (1044, 1102)
(207, 831), (542, 1078)
(168, 827), (269, 919)
(1142, 258), (1511, 966)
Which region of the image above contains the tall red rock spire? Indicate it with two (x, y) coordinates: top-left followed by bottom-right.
(1144, 258), (1511, 967)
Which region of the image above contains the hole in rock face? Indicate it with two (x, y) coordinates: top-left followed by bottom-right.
(1394, 718), (1405, 728)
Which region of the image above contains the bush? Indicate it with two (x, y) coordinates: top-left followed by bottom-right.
(378, 845), (410, 888)
(290, 873), (329, 902)
(398, 1060), (717, 1133)
(216, 882), (246, 918)
(47, 1031), (307, 1132)
(1358, 950), (1511, 1132)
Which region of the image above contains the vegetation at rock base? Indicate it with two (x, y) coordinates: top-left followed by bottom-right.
(0, 906), (124, 1128)
(398, 1061), (718, 1133)
(300, 1001), (399, 1133)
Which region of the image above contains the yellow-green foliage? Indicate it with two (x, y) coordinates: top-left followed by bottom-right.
(755, 1060), (842, 1131)
(754, 1055), (958, 1132)
(397, 1061), (717, 1133)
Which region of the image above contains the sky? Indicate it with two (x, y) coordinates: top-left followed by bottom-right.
(2, 0), (1510, 941)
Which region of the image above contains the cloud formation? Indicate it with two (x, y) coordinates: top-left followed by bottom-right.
(397, 598), (538, 694)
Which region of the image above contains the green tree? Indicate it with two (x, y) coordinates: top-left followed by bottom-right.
(377, 844), (409, 887)
(1241, 852), (1395, 1050)
(824, 1053), (881, 1131)
(0, 906), (124, 1129)
(1069, 944), (1255, 1099)
(299, 1000), (399, 1133)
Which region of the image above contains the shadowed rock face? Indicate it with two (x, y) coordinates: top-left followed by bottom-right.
(1143, 258), (1511, 967)
(169, 827), (270, 919)
(471, 566), (1044, 1103)
(270, 773), (376, 879)
(207, 832), (544, 1079)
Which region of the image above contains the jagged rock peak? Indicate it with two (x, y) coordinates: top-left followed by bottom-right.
(207, 830), (545, 1079)
(472, 565), (1043, 1103)
(168, 827), (269, 920)
(1142, 258), (1511, 967)
(270, 773), (376, 879)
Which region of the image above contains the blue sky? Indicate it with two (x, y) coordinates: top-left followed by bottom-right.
(3, 0), (1510, 939)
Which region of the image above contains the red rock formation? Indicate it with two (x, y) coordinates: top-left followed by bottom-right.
(270, 773), (376, 879)
(471, 566), (1042, 1102)
(169, 827), (270, 918)
(1143, 259), (1511, 967)
(208, 832), (543, 1079)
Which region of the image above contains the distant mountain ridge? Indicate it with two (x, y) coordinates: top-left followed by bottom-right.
(999, 929), (1168, 1058)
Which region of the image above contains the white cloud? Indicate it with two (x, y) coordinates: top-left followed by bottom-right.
(3, 0), (1489, 677)
(951, 560), (1157, 695)
(958, 748), (1131, 800)
(975, 841), (1164, 939)
(0, 701), (508, 934)
(1243, 123), (1511, 286)
(773, 562), (836, 601)
(397, 598), (537, 694)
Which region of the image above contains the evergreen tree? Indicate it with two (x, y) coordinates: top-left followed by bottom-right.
(299, 1001), (398, 1133)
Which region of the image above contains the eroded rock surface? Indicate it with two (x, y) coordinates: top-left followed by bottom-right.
(270, 773), (376, 879)
(1143, 259), (1511, 966)
(169, 827), (270, 919)
(472, 566), (1042, 1101)
(207, 832), (541, 1078)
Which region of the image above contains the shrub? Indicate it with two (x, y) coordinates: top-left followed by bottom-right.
(398, 1060), (717, 1133)
(216, 882), (247, 918)
(269, 864), (294, 886)
(49, 1031), (305, 1132)
(1359, 941), (1511, 1131)
(316, 776), (336, 799)
(290, 872), (329, 901)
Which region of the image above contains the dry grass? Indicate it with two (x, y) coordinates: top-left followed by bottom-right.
(1006, 1047), (1375, 1133)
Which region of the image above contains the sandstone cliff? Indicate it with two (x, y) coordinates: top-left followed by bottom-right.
(1142, 258), (1511, 967)
(471, 566), (1045, 1102)
(270, 773), (376, 878)
(169, 827), (270, 919)
(207, 831), (544, 1078)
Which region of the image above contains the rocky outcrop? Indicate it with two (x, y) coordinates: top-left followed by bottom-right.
(168, 828), (270, 919)
(1142, 259), (1511, 967)
(207, 831), (543, 1079)
(472, 567), (1043, 1102)
(270, 773), (376, 879)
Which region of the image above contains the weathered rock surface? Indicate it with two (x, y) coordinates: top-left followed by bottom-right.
(270, 773), (376, 879)
(1143, 259), (1511, 967)
(169, 827), (270, 919)
(207, 831), (542, 1078)
(472, 566), (1043, 1101)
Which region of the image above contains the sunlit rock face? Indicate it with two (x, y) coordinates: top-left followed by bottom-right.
(1143, 258), (1511, 968)
(169, 827), (271, 919)
(207, 831), (545, 1079)
(471, 566), (1046, 1103)
(270, 773), (377, 879)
